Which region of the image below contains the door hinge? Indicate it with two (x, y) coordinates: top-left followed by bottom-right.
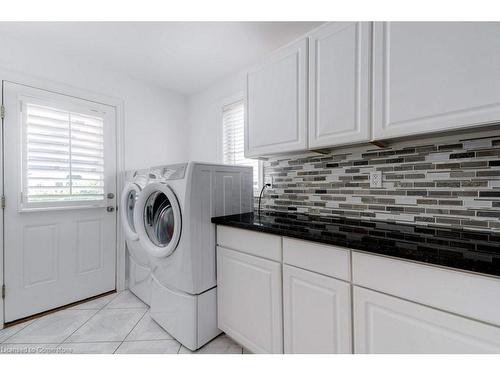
(0, 105), (4, 119)
(1, 196), (5, 209)
(1, 285), (5, 299)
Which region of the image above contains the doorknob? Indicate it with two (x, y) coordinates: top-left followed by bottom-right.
(106, 206), (115, 213)
(107, 193), (115, 199)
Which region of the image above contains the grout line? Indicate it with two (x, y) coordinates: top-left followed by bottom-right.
(59, 309), (102, 346)
(4, 290), (117, 328)
(112, 308), (148, 354)
(67, 308), (102, 311)
(103, 288), (147, 310)
(4, 291), (156, 353)
(122, 338), (176, 342)
(97, 291), (120, 310)
(3, 291), (126, 348)
(120, 308), (148, 342)
(59, 293), (122, 346)
(2, 341), (67, 345)
(57, 340), (122, 345)
(0, 318), (38, 344)
(102, 307), (148, 310)
(113, 342), (123, 354)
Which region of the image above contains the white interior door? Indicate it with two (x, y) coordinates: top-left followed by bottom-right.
(2, 81), (117, 322)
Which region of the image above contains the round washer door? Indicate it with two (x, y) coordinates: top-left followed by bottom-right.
(134, 182), (182, 258)
(120, 182), (141, 241)
(121, 182), (151, 266)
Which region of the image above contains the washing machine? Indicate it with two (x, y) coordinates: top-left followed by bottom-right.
(121, 168), (153, 305)
(133, 162), (253, 350)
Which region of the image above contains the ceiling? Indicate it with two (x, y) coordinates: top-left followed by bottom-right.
(0, 22), (323, 94)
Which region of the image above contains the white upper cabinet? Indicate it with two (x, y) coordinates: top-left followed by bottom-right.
(245, 38), (308, 157)
(309, 22), (372, 149)
(244, 22), (500, 155)
(373, 22), (500, 139)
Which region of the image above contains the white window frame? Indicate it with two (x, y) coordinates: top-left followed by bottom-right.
(218, 93), (263, 196)
(19, 93), (112, 212)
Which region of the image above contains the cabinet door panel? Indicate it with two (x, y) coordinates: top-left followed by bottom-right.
(373, 22), (500, 139)
(309, 22), (371, 148)
(283, 265), (351, 353)
(246, 38), (308, 157)
(354, 286), (500, 354)
(217, 246), (283, 353)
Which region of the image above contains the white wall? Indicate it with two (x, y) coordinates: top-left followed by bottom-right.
(0, 34), (189, 308)
(0, 34), (189, 170)
(188, 72), (245, 162)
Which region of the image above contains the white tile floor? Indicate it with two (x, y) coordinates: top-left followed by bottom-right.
(0, 290), (245, 354)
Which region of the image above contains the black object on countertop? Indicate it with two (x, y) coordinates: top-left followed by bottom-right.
(212, 211), (500, 278)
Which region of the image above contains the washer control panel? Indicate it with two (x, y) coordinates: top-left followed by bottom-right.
(149, 163), (187, 181)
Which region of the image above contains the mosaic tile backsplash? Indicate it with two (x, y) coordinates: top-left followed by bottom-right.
(260, 133), (500, 231)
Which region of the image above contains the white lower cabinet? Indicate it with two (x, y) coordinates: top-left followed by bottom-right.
(216, 226), (500, 354)
(353, 286), (500, 354)
(216, 246), (283, 353)
(283, 265), (351, 353)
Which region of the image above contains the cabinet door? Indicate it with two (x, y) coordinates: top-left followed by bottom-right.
(373, 22), (500, 139)
(283, 265), (351, 353)
(309, 22), (371, 149)
(245, 38), (308, 157)
(353, 286), (500, 354)
(216, 246), (283, 353)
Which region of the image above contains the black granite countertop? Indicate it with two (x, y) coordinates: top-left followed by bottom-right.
(212, 211), (500, 278)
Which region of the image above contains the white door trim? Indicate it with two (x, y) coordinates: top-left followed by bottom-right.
(0, 67), (126, 329)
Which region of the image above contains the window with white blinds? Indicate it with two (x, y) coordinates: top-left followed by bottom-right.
(222, 100), (261, 195)
(22, 102), (105, 207)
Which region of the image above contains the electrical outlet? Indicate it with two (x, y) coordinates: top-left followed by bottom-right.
(264, 175), (274, 189)
(370, 171), (383, 188)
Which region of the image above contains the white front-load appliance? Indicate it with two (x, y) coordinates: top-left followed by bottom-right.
(133, 162), (253, 350)
(121, 168), (153, 305)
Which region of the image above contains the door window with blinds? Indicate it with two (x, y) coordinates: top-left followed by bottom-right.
(222, 99), (261, 195)
(20, 97), (106, 209)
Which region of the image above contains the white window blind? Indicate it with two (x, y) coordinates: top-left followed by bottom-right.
(222, 100), (260, 195)
(23, 102), (105, 206)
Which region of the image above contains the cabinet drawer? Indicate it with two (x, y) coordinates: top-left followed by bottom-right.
(352, 251), (500, 326)
(283, 237), (350, 281)
(217, 226), (282, 262)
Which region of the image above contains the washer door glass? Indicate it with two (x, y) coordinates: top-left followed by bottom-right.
(144, 191), (176, 247)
